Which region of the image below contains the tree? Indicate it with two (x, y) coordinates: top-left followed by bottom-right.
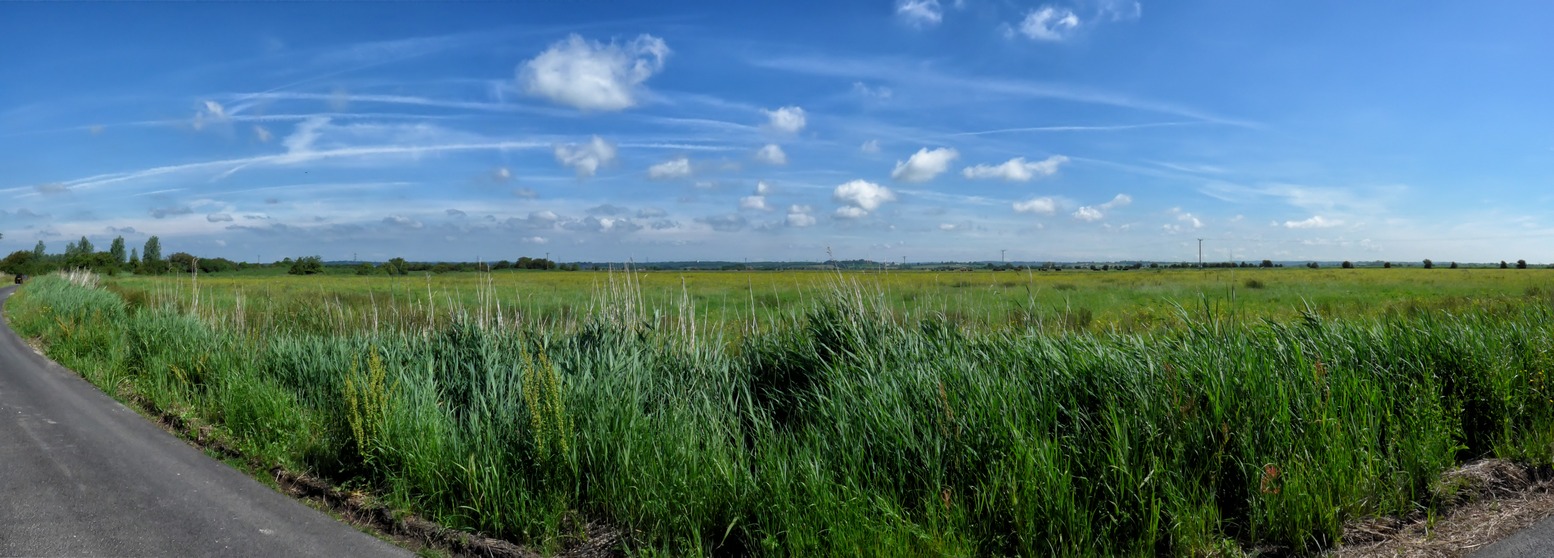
(382, 257), (410, 276)
(129, 248), (140, 269)
(32, 241), (45, 259)
(168, 252), (197, 273)
(1384, 262), (1392, 269)
(142, 236), (164, 274)
(109, 236), (126, 266)
(355, 263), (378, 276)
(1450, 261), (1458, 269)
(288, 256), (324, 275)
(1518, 259), (1528, 269)
(1423, 259), (1433, 269)
(1501, 261), (1510, 269)
(1341, 261), (1354, 269)
(77, 236), (94, 256)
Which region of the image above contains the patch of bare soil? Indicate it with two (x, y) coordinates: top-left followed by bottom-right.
(1328, 459), (1554, 558)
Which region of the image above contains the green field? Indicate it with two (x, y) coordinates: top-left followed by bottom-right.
(103, 266), (1554, 336)
(9, 268), (1554, 556)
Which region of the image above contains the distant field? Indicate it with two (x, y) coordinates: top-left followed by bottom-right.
(106, 267), (1554, 335)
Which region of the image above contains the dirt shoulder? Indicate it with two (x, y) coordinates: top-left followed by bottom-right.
(1329, 459), (1554, 558)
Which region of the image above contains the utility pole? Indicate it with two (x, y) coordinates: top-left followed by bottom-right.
(1001, 249), (1006, 264)
(1197, 238), (1204, 270)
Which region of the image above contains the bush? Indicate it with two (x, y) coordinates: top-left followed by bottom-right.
(288, 256), (324, 275)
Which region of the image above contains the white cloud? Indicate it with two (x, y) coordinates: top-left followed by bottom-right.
(740, 195), (770, 211)
(897, 0), (943, 27)
(939, 223), (957, 231)
(834, 206), (869, 219)
(833, 179), (897, 214)
(786, 205), (816, 227)
(193, 100), (229, 131)
(519, 33), (669, 111)
(554, 135), (617, 177)
(1284, 215), (1342, 229)
(253, 125), (272, 143)
(1072, 206), (1103, 221)
(756, 181), (771, 195)
(764, 106), (806, 133)
(961, 155), (1068, 181)
(891, 147), (959, 182)
(383, 215), (423, 229)
(1013, 196), (1057, 215)
(1099, 193), (1132, 209)
(755, 143), (787, 165)
(860, 139), (881, 153)
(853, 81), (893, 100)
(493, 167), (512, 181)
(1177, 212), (1203, 228)
(521, 236), (549, 244)
(647, 156), (693, 180)
(1019, 6), (1081, 42)
(206, 213), (234, 223)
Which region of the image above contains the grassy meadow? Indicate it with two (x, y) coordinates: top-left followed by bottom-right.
(9, 266), (1554, 556)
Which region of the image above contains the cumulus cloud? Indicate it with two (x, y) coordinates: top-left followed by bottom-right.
(446, 208), (467, 218)
(755, 143), (787, 165)
(896, 0), (943, 27)
(1072, 206), (1103, 221)
(740, 195), (770, 211)
(764, 106), (806, 133)
(786, 205), (816, 227)
(554, 135), (616, 177)
(587, 204), (630, 216)
(833, 179), (897, 217)
(1019, 6), (1081, 41)
(565, 216), (642, 234)
(493, 167), (513, 182)
(519, 33), (669, 111)
(1284, 215), (1341, 229)
(698, 214), (748, 232)
(150, 206), (193, 219)
(383, 215), (423, 229)
(206, 213), (234, 223)
(1, 208), (47, 220)
(648, 156), (693, 180)
(860, 139), (881, 154)
(1013, 196), (1058, 215)
(194, 100), (228, 131)
(834, 206), (869, 219)
(891, 147), (959, 182)
(962, 155), (1068, 182)
(1177, 212), (1203, 228)
(852, 81), (893, 100)
(1099, 193), (1132, 209)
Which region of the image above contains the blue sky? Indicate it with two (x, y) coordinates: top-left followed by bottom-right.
(2, 2), (1552, 264)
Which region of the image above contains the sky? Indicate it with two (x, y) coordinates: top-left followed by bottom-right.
(2, 2), (1552, 264)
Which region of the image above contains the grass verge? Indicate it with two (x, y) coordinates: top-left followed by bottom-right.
(7, 272), (1554, 556)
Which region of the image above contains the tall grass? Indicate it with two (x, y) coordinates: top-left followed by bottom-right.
(7, 271), (1554, 556)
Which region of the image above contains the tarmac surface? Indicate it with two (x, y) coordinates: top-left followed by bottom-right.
(0, 285), (409, 557)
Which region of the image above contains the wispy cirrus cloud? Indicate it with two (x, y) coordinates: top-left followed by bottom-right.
(753, 55), (1257, 128)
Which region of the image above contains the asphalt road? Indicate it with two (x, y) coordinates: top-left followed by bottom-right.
(0, 285), (410, 557)
(1473, 514), (1554, 557)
